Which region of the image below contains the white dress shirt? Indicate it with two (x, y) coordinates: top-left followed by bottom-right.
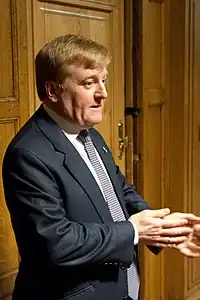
(43, 104), (138, 245)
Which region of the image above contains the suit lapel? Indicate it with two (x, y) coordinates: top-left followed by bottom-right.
(63, 150), (113, 222)
(34, 106), (113, 222)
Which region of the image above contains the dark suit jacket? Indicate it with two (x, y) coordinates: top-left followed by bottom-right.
(2, 105), (149, 300)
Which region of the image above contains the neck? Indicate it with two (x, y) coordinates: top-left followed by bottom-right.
(43, 103), (81, 134)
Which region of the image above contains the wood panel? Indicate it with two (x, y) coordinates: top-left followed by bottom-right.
(0, 1), (14, 99)
(185, 0), (200, 299)
(39, 0), (115, 9)
(0, 120), (19, 300)
(138, 0), (192, 299)
(138, 0), (200, 299)
(0, 1), (32, 299)
(164, 1), (188, 299)
(138, 1), (165, 299)
(32, 0), (125, 171)
(124, 0), (135, 185)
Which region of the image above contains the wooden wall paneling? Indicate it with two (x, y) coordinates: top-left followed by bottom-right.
(16, 0), (33, 123)
(0, 119), (19, 300)
(140, 0), (200, 299)
(185, 0), (200, 299)
(0, 1), (14, 99)
(0, 0), (32, 299)
(111, 0), (125, 170)
(124, 0), (134, 185)
(139, 1), (165, 299)
(0, 0), (19, 297)
(132, 0), (143, 193)
(26, 0), (35, 114)
(163, 1), (186, 299)
(38, 0), (115, 9)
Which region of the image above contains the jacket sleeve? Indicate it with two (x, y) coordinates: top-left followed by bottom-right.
(2, 148), (135, 268)
(115, 167), (162, 254)
(116, 166), (150, 215)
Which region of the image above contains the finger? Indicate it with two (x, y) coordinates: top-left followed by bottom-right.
(149, 208), (170, 218)
(180, 213), (200, 223)
(192, 236), (200, 246)
(145, 225), (192, 236)
(160, 218), (189, 228)
(194, 224), (200, 236)
(145, 242), (173, 248)
(179, 247), (200, 258)
(159, 226), (193, 236)
(164, 212), (184, 219)
(165, 212), (200, 222)
(143, 235), (188, 244)
(187, 241), (200, 252)
(145, 241), (186, 248)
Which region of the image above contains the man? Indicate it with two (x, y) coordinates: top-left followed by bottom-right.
(2, 35), (200, 300)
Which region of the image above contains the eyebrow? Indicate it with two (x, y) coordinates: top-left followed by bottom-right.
(83, 73), (108, 80)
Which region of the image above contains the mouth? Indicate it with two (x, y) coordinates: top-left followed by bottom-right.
(90, 105), (101, 108)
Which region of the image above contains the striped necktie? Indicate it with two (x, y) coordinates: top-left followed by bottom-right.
(78, 130), (140, 300)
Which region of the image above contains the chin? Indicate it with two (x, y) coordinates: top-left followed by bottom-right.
(84, 118), (102, 128)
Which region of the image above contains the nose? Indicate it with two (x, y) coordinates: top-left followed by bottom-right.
(96, 82), (107, 99)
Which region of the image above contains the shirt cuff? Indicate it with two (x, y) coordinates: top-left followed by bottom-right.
(132, 223), (139, 245)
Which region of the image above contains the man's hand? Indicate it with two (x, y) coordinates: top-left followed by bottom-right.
(175, 223), (200, 257)
(129, 209), (195, 248)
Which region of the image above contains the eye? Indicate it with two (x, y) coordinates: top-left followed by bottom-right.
(84, 80), (94, 88)
(102, 77), (107, 84)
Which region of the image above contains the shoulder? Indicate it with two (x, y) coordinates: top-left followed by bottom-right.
(89, 127), (103, 139)
(89, 128), (109, 147)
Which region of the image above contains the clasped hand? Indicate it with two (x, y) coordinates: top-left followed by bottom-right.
(129, 208), (200, 257)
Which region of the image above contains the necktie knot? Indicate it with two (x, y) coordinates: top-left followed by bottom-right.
(78, 130), (90, 144)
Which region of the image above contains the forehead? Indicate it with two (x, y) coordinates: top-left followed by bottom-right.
(67, 65), (108, 80)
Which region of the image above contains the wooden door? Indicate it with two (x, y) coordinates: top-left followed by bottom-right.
(32, 0), (126, 172)
(177, 1), (200, 299)
(135, 0), (200, 299)
(0, 1), (31, 299)
(136, 1), (167, 298)
(135, 0), (183, 299)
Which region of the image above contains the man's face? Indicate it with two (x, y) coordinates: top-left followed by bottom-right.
(53, 65), (108, 129)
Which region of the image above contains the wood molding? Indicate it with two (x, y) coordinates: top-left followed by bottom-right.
(185, 0), (200, 296)
(149, 0), (164, 3)
(38, 0), (115, 11)
(138, 0), (166, 298)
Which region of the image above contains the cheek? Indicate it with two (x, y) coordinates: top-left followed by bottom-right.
(58, 93), (74, 117)
(61, 91), (76, 107)
(75, 93), (93, 110)
(62, 89), (94, 118)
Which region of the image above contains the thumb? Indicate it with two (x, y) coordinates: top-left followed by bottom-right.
(150, 208), (170, 218)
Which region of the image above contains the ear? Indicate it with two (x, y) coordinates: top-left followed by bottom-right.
(45, 81), (59, 103)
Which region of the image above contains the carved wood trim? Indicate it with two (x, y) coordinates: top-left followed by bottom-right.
(38, 0), (115, 11)
(40, 6), (106, 19)
(184, 0), (200, 297)
(149, 0), (164, 3)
